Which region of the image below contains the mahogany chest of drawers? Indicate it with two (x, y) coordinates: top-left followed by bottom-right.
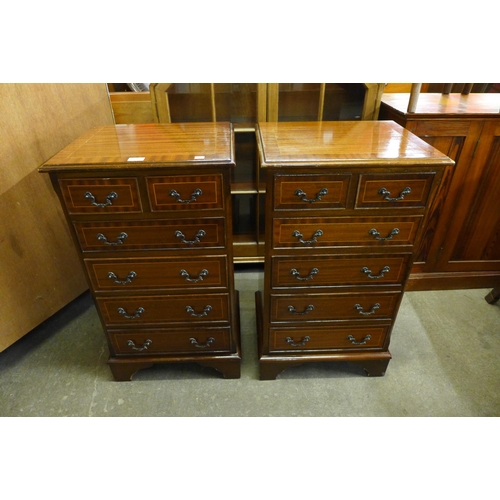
(255, 121), (453, 380)
(40, 123), (241, 381)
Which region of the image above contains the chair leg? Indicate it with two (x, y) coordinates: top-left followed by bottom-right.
(485, 287), (500, 304)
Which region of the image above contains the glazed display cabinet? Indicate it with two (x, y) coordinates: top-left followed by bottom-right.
(110, 83), (386, 263)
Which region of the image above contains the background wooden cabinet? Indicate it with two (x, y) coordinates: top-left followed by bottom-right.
(380, 92), (500, 290)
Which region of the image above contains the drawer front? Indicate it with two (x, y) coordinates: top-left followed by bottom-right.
(274, 174), (351, 210)
(96, 293), (230, 326)
(269, 324), (390, 352)
(272, 216), (422, 249)
(85, 256), (228, 291)
(110, 327), (231, 354)
(356, 173), (435, 208)
(59, 178), (142, 214)
(74, 218), (225, 252)
(270, 291), (401, 322)
(146, 174), (224, 211)
(272, 254), (410, 288)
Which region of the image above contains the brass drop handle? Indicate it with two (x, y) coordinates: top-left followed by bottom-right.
(189, 337), (215, 348)
(180, 269), (209, 283)
(175, 229), (206, 245)
(285, 336), (311, 347)
(170, 188), (202, 203)
(287, 305), (314, 315)
(97, 232), (128, 246)
(369, 228), (400, 241)
(354, 303), (380, 316)
(378, 187), (411, 202)
(294, 188), (328, 203)
(292, 229), (323, 245)
(108, 271), (137, 285)
(84, 191), (118, 208)
(186, 305), (212, 317)
(347, 334), (371, 345)
(117, 307), (145, 319)
(290, 268), (319, 281)
(127, 339), (152, 351)
(361, 266), (390, 279)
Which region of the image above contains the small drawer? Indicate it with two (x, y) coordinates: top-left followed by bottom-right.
(74, 217), (225, 252)
(273, 174), (351, 210)
(96, 293), (230, 326)
(270, 291), (401, 322)
(110, 327), (231, 355)
(85, 256), (228, 292)
(269, 324), (391, 352)
(147, 174), (224, 211)
(356, 173), (435, 209)
(272, 216), (422, 249)
(59, 178), (142, 214)
(272, 254), (410, 288)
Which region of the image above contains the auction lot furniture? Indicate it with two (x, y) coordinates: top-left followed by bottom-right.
(40, 123), (241, 381)
(255, 121), (453, 380)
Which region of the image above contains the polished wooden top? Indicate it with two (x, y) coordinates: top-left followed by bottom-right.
(40, 123), (235, 172)
(381, 93), (500, 118)
(257, 121), (453, 167)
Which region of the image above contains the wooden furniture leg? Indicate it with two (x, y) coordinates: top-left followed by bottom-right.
(485, 287), (500, 304)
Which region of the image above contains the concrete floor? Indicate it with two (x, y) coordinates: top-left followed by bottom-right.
(1, 267), (499, 417)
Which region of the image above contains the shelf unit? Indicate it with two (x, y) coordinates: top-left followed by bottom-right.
(111, 83), (385, 263)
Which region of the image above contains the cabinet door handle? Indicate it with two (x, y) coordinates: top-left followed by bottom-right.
(186, 305), (212, 317)
(369, 228), (400, 241)
(108, 271), (137, 285)
(117, 307), (145, 319)
(354, 303), (380, 315)
(285, 336), (310, 347)
(175, 229), (206, 245)
(361, 266), (390, 279)
(378, 187), (411, 202)
(180, 269), (209, 283)
(189, 337), (215, 348)
(169, 188), (202, 203)
(84, 191), (118, 208)
(292, 229), (323, 245)
(287, 305), (314, 315)
(347, 334), (371, 345)
(127, 339), (152, 351)
(294, 188), (328, 203)
(290, 268), (319, 281)
(97, 232), (128, 246)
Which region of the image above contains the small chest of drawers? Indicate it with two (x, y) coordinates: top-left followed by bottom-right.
(40, 123), (241, 381)
(255, 121), (453, 380)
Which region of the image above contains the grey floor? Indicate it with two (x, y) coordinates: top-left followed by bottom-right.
(1, 266), (499, 417)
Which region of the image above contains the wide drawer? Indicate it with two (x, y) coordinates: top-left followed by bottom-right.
(73, 218), (225, 252)
(356, 173), (435, 209)
(85, 255), (228, 291)
(269, 324), (391, 352)
(270, 291), (401, 322)
(272, 254), (410, 288)
(146, 174), (224, 211)
(110, 327), (231, 354)
(273, 174), (351, 210)
(272, 216), (422, 249)
(59, 178), (142, 214)
(96, 293), (230, 326)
